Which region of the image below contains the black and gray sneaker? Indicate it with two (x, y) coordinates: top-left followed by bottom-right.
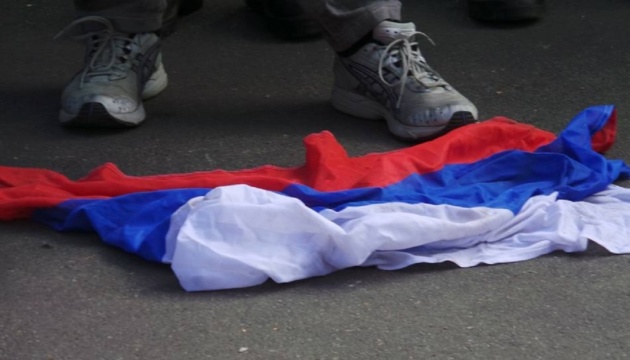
(468, 0), (545, 22)
(57, 16), (167, 127)
(332, 21), (478, 141)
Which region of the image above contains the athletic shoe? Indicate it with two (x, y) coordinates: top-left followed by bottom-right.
(245, 0), (321, 39)
(468, 0), (545, 22)
(332, 21), (478, 141)
(57, 16), (167, 127)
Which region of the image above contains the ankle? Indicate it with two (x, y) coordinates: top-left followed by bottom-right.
(337, 19), (407, 58)
(338, 32), (374, 57)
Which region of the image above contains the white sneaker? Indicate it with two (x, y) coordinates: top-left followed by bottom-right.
(332, 21), (478, 141)
(58, 16), (168, 127)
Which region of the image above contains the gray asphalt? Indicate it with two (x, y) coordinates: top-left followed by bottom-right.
(2, 0), (630, 359)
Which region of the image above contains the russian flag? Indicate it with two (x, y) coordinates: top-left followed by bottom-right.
(2, 105), (630, 291)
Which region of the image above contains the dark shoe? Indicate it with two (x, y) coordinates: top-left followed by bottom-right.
(246, 0), (321, 39)
(468, 0), (545, 22)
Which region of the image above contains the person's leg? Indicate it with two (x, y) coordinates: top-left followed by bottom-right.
(301, 0), (400, 53)
(58, 0), (178, 127)
(302, 1), (478, 141)
(73, 0), (173, 33)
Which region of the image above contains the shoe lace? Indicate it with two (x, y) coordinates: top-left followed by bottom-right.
(55, 16), (135, 88)
(377, 32), (446, 108)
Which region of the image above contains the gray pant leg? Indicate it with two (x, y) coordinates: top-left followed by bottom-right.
(302, 0), (402, 52)
(73, 0), (178, 33)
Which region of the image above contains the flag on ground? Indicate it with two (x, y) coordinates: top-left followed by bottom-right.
(1, 105), (629, 291)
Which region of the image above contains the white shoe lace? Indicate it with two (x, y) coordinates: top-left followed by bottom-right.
(55, 16), (136, 88)
(377, 32), (447, 108)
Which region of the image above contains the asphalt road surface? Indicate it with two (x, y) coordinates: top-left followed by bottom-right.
(2, 0), (630, 359)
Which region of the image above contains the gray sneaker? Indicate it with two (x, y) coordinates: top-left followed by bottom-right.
(332, 21), (478, 141)
(57, 16), (167, 127)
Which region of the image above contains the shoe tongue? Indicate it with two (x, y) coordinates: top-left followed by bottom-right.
(372, 21), (416, 44)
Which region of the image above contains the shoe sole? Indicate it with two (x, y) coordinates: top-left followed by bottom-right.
(60, 102), (143, 128)
(468, 0), (545, 22)
(60, 63), (168, 128)
(331, 87), (478, 141)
